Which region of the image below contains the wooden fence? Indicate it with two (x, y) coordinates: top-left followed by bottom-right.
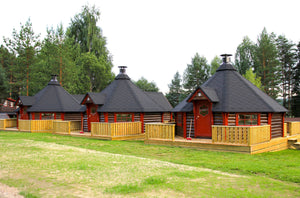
(18, 120), (81, 134)
(30, 120), (54, 133)
(212, 125), (271, 145)
(91, 122), (142, 137)
(0, 119), (17, 130)
(145, 123), (175, 141)
(286, 122), (300, 136)
(53, 120), (81, 134)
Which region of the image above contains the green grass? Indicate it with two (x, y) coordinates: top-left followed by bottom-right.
(0, 131), (299, 197)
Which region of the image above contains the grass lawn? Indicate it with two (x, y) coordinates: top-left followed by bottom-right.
(0, 131), (299, 197)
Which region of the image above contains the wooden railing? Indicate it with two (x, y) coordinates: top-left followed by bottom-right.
(285, 122), (300, 136)
(0, 119), (17, 130)
(18, 120), (32, 132)
(91, 122), (142, 137)
(145, 123), (175, 141)
(0, 120), (5, 130)
(284, 123), (287, 137)
(53, 120), (81, 134)
(212, 125), (271, 145)
(30, 120), (54, 133)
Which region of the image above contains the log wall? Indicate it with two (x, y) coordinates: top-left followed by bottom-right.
(213, 113), (223, 125)
(163, 113), (171, 122)
(108, 113), (114, 123)
(134, 113), (141, 122)
(64, 113), (82, 121)
(144, 113), (162, 123)
(271, 113), (283, 138)
(228, 113), (236, 126)
(261, 113), (268, 125)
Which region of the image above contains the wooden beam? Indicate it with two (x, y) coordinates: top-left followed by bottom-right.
(104, 113), (108, 123)
(141, 113), (144, 133)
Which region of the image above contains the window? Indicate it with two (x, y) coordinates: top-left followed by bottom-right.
(238, 114), (258, 125)
(42, 113), (54, 120)
(199, 105), (208, 116)
(116, 114), (132, 122)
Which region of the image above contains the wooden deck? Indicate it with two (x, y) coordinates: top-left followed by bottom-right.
(145, 135), (296, 154)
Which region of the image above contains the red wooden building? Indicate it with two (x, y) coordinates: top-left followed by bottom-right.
(81, 66), (173, 132)
(172, 54), (287, 139)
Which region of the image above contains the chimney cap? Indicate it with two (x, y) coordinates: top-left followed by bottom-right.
(118, 66), (127, 74)
(220, 54), (232, 63)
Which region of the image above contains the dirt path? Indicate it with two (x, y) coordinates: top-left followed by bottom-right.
(0, 183), (23, 198)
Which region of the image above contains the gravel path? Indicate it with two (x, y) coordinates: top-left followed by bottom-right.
(0, 183), (23, 198)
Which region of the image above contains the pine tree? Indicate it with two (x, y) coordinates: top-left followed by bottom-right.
(292, 42), (300, 117)
(183, 53), (210, 92)
(254, 28), (280, 99)
(276, 35), (297, 113)
(166, 71), (185, 107)
(4, 18), (40, 96)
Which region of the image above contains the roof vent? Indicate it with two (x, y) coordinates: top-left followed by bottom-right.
(220, 54), (232, 63)
(118, 66), (127, 74)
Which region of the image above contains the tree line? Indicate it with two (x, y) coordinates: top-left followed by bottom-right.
(166, 28), (300, 117)
(0, 5), (299, 117)
(0, 5), (114, 99)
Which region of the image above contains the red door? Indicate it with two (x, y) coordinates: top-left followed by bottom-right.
(87, 104), (99, 131)
(194, 100), (212, 138)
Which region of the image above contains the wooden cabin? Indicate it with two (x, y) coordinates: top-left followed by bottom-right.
(15, 75), (86, 124)
(0, 98), (17, 118)
(81, 66), (173, 132)
(172, 54), (287, 140)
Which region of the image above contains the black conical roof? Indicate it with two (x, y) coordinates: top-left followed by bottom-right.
(82, 66), (172, 112)
(173, 55), (287, 113)
(27, 75), (85, 112)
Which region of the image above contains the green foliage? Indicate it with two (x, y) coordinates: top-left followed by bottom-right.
(276, 35), (297, 114)
(292, 42), (300, 116)
(243, 68), (262, 90)
(235, 36), (257, 75)
(166, 71), (187, 107)
(134, 77), (159, 92)
(183, 53), (210, 92)
(210, 55), (222, 75)
(255, 28), (280, 99)
(4, 18), (40, 96)
(0, 65), (8, 99)
(67, 4), (114, 92)
(1, 4), (114, 98)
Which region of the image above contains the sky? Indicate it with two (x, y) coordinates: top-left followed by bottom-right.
(1, 0), (299, 93)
